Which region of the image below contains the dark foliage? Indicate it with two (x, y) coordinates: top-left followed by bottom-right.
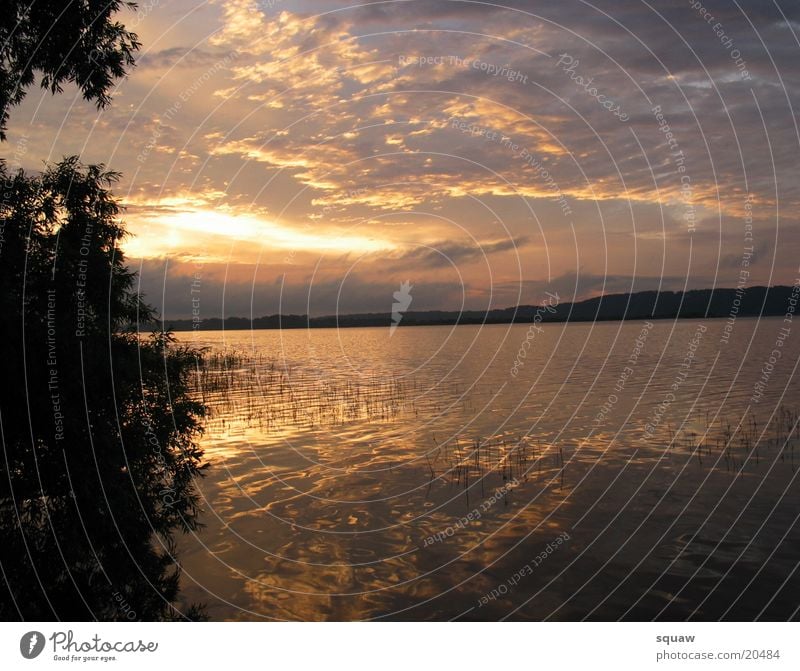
(0, 157), (207, 620)
(0, 0), (140, 140)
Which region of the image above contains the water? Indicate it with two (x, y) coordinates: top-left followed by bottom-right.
(175, 317), (800, 620)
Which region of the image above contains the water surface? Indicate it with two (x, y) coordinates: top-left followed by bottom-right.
(177, 317), (800, 620)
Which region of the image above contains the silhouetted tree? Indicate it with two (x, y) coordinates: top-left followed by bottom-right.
(0, 157), (207, 620)
(0, 0), (140, 140)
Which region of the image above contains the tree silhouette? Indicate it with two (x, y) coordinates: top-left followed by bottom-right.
(0, 2), (207, 620)
(0, 0), (140, 140)
(0, 157), (207, 620)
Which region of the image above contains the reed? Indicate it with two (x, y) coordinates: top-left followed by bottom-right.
(189, 347), (416, 433)
(669, 405), (799, 474)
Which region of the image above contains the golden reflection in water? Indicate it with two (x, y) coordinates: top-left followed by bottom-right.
(178, 320), (800, 620)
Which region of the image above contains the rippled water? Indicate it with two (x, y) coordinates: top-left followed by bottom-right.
(176, 317), (800, 620)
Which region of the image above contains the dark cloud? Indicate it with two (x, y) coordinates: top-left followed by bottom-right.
(134, 257), (473, 318)
(137, 45), (241, 70)
(387, 236), (529, 269)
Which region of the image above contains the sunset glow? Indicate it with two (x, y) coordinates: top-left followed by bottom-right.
(6, 0), (798, 318)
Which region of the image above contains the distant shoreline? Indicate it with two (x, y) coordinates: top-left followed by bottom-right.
(166, 313), (781, 333)
(158, 286), (795, 332)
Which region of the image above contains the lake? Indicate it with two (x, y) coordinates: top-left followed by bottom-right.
(176, 317), (800, 620)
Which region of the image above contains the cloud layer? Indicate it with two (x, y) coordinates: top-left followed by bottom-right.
(8, 0), (800, 316)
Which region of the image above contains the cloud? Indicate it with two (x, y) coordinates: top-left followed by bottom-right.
(8, 0), (799, 314)
(196, 0), (800, 224)
(134, 257), (472, 318)
(388, 236), (530, 269)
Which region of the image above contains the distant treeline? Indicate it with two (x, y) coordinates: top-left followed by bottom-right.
(160, 285), (795, 331)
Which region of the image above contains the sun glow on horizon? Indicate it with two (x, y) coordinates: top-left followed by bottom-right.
(123, 206), (396, 261)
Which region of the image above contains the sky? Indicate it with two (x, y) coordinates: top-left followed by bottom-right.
(7, 0), (800, 318)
